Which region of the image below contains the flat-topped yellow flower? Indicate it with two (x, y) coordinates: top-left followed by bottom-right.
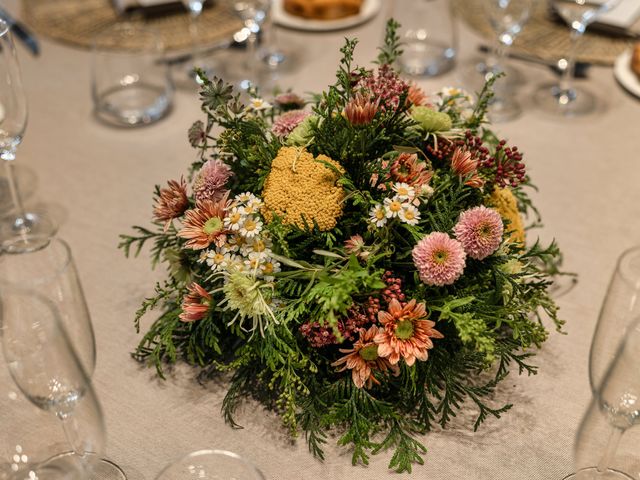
(262, 146), (345, 231)
(487, 187), (525, 245)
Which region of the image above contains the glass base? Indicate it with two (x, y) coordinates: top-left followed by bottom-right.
(0, 210), (58, 253)
(563, 467), (635, 479)
(487, 96), (522, 123)
(461, 57), (524, 92)
(37, 452), (127, 480)
(534, 82), (597, 117)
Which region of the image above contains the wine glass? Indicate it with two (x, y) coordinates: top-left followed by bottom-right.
(229, 0), (273, 92)
(534, 0), (621, 116)
(0, 236), (126, 480)
(0, 286), (111, 480)
(484, 0), (535, 121)
(0, 19), (57, 252)
(181, 0), (217, 84)
(565, 319), (640, 480)
(156, 450), (265, 480)
(562, 247), (640, 479)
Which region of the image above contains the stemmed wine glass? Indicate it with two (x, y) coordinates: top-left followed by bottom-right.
(0, 236), (126, 480)
(562, 246), (640, 479)
(181, 0), (216, 84)
(483, 0), (535, 121)
(0, 286), (110, 480)
(0, 19), (57, 252)
(566, 319), (640, 480)
(229, 0), (274, 92)
(534, 0), (621, 116)
(156, 450), (265, 480)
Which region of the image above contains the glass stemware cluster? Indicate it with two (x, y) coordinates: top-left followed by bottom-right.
(0, 19), (56, 252)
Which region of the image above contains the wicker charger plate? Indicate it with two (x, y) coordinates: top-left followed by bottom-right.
(23, 0), (243, 52)
(453, 0), (635, 66)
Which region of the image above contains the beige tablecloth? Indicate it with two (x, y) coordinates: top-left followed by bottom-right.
(2, 1), (640, 478)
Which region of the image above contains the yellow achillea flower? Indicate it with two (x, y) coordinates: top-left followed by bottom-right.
(262, 147), (345, 231)
(487, 187), (525, 245)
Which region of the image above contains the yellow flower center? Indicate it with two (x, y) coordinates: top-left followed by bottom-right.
(404, 209), (416, 220)
(203, 217), (223, 235)
(397, 187), (409, 196)
(375, 209), (385, 220)
(389, 201), (402, 213)
(262, 262), (274, 274)
(395, 319), (415, 340)
(244, 219), (257, 232)
(229, 212), (242, 224)
(359, 344), (379, 361)
(253, 240), (266, 252)
(214, 253), (224, 263)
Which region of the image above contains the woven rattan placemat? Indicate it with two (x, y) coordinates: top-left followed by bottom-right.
(23, 0), (243, 52)
(453, 0), (635, 66)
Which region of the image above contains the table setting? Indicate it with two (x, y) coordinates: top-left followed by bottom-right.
(0, 0), (640, 479)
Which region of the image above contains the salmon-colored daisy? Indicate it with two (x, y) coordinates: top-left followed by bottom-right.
(179, 282), (212, 322)
(177, 195), (229, 250)
(331, 325), (399, 389)
(374, 299), (443, 366)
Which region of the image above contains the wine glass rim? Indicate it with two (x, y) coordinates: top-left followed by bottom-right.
(155, 449), (265, 480)
(0, 236), (73, 286)
(616, 244), (640, 286)
(0, 19), (8, 38)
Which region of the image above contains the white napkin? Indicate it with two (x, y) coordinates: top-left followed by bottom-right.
(596, 0), (640, 29)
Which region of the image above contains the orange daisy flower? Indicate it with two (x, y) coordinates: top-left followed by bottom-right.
(331, 325), (399, 389)
(177, 195), (229, 250)
(179, 282), (212, 322)
(374, 299), (443, 366)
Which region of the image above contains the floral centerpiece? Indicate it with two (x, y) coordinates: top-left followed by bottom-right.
(120, 21), (564, 473)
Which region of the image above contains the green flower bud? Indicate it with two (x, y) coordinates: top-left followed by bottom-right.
(286, 115), (318, 146)
(411, 106), (452, 132)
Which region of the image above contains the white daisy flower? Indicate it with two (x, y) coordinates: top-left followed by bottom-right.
(392, 182), (415, 201)
(369, 204), (387, 227)
(248, 98), (272, 111)
(224, 207), (245, 231)
(399, 204), (421, 226)
(239, 203), (259, 216)
(235, 192), (254, 204)
(226, 254), (246, 273)
(243, 257), (263, 274)
(239, 216), (263, 238)
(260, 259), (281, 281)
(197, 250), (209, 263)
(246, 237), (272, 260)
(384, 197), (404, 218)
(205, 251), (231, 271)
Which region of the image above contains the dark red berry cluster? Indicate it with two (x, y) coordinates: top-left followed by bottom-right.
(480, 140), (526, 188)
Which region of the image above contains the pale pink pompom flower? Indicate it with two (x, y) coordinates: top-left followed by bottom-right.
(193, 159), (233, 203)
(271, 110), (310, 138)
(412, 232), (466, 286)
(453, 206), (504, 260)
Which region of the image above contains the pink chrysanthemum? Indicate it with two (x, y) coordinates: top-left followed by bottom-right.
(271, 110), (310, 138)
(453, 206), (504, 260)
(412, 232), (466, 286)
(193, 159), (233, 203)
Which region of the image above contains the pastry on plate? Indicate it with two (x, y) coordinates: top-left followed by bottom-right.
(632, 43), (640, 78)
(283, 0), (363, 20)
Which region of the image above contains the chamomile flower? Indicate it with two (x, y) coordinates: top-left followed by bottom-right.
(239, 216), (263, 238)
(205, 250), (231, 271)
(244, 257), (262, 273)
(239, 203), (259, 216)
(198, 250), (209, 263)
(384, 197), (404, 218)
(235, 192), (254, 205)
(246, 237), (273, 260)
(224, 207), (245, 231)
(392, 182), (415, 201)
(260, 259), (281, 281)
(399, 204), (421, 226)
(369, 204), (387, 227)
(248, 98), (272, 111)
(226, 254), (246, 273)
(227, 235), (248, 253)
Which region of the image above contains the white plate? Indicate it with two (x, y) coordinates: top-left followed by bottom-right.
(614, 49), (640, 98)
(272, 0), (382, 32)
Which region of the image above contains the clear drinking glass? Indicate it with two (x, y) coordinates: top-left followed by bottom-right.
(0, 287), (110, 480)
(156, 450), (265, 480)
(0, 236), (126, 480)
(393, 0), (457, 77)
(91, 23), (174, 127)
(565, 319), (640, 480)
(0, 19), (57, 252)
(229, 0), (272, 91)
(534, 0), (621, 116)
(484, 0), (535, 121)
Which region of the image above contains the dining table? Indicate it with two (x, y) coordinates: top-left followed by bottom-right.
(1, 1), (640, 479)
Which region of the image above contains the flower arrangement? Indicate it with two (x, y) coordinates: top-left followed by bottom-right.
(120, 21), (564, 473)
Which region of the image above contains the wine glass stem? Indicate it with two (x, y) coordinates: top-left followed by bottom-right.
(2, 152), (28, 225)
(246, 25), (258, 87)
(559, 26), (583, 97)
(60, 414), (87, 457)
(596, 426), (624, 473)
(188, 10), (202, 67)
(488, 39), (508, 73)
